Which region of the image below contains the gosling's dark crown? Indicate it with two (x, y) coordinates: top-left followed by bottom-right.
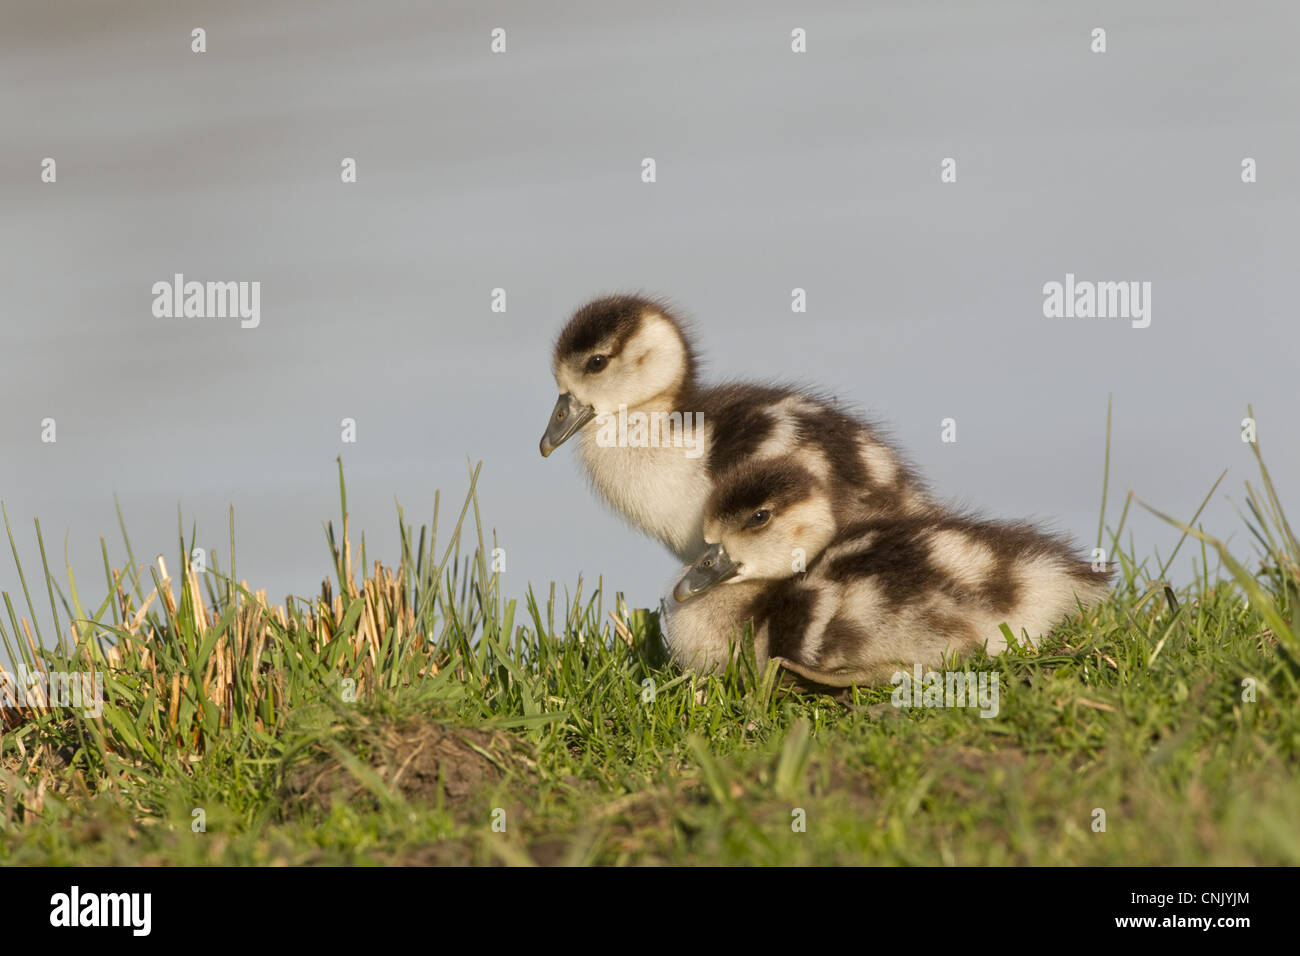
(556, 293), (655, 361)
(709, 461), (818, 525)
(554, 294), (671, 362)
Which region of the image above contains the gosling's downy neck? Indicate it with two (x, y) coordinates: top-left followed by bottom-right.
(540, 295), (710, 559)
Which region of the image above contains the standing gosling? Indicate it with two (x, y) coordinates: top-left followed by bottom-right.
(539, 294), (931, 561)
(665, 460), (1112, 687)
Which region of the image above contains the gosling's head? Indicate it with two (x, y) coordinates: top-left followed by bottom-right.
(539, 294), (696, 457)
(672, 461), (836, 602)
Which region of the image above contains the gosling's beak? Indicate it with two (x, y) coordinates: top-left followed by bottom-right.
(672, 543), (740, 602)
(539, 393), (596, 457)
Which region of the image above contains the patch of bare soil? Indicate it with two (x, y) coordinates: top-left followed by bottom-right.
(284, 717), (513, 812)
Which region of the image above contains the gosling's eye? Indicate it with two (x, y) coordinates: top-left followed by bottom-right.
(585, 354), (609, 374)
(747, 509), (771, 529)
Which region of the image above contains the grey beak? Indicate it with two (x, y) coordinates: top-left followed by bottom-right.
(539, 393), (596, 457)
(672, 543), (741, 602)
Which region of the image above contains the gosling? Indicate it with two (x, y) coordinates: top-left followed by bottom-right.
(664, 460), (1112, 687)
(539, 294), (931, 561)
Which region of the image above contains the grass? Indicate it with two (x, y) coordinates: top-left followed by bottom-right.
(1, 417), (1298, 866)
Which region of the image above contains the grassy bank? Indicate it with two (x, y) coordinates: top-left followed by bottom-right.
(2, 433), (1297, 865)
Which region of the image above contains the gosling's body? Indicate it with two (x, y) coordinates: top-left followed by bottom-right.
(664, 462), (1112, 687)
(661, 572), (768, 673)
(541, 295), (931, 561)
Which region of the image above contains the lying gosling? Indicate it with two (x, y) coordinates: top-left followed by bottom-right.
(664, 460), (1112, 687)
(539, 294), (931, 560)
